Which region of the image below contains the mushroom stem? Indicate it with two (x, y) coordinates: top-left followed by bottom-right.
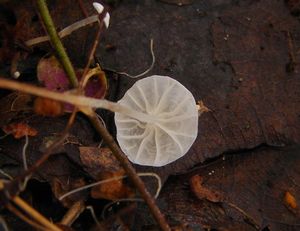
(0, 78), (156, 123)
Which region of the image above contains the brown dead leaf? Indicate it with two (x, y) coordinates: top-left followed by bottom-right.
(190, 174), (223, 203)
(91, 169), (135, 200)
(79, 147), (122, 179)
(34, 97), (64, 117)
(79, 147), (134, 200)
(2, 122), (37, 139)
(284, 191), (297, 210)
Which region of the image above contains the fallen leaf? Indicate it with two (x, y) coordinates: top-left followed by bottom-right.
(190, 174), (223, 203)
(37, 56), (71, 92)
(284, 191), (297, 210)
(79, 147), (121, 179)
(34, 97), (64, 117)
(2, 122), (37, 139)
(91, 169), (135, 200)
(79, 147), (134, 200)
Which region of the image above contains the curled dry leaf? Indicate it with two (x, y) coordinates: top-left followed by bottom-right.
(2, 122), (38, 139)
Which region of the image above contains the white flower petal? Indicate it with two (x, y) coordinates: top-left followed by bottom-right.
(93, 2), (104, 14)
(103, 12), (110, 28)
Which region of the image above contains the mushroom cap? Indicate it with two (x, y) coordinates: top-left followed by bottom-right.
(114, 75), (198, 167)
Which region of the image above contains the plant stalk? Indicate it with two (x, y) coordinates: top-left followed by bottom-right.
(36, 0), (78, 87)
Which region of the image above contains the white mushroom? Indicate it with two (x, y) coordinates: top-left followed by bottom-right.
(115, 75), (198, 167)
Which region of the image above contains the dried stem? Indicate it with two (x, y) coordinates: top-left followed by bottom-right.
(13, 196), (62, 231)
(6, 203), (48, 230)
(60, 201), (85, 226)
(36, 0), (78, 87)
(79, 22), (103, 89)
(25, 15), (99, 47)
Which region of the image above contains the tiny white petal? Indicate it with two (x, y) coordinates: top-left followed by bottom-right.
(103, 12), (110, 28)
(13, 71), (20, 79)
(93, 2), (104, 14)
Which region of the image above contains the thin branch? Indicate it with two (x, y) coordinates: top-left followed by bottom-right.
(79, 23), (103, 89)
(36, 0), (78, 87)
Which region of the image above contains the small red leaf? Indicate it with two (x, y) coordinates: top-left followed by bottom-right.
(37, 56), (70, 92)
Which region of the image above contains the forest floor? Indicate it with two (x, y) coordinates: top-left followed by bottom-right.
(0, 0), (299, 230)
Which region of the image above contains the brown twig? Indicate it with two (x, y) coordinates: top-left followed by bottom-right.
(79, 18), (103, 89)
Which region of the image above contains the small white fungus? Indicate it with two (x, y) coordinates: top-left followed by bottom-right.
(114, 75), (198, 167)
(93, 2), (104, 14)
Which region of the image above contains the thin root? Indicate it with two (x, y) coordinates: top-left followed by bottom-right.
(104, 39), (155, 78)
(59, 172), (162, 201)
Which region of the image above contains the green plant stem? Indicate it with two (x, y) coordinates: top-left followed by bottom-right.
(36, 0), (78, 87)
